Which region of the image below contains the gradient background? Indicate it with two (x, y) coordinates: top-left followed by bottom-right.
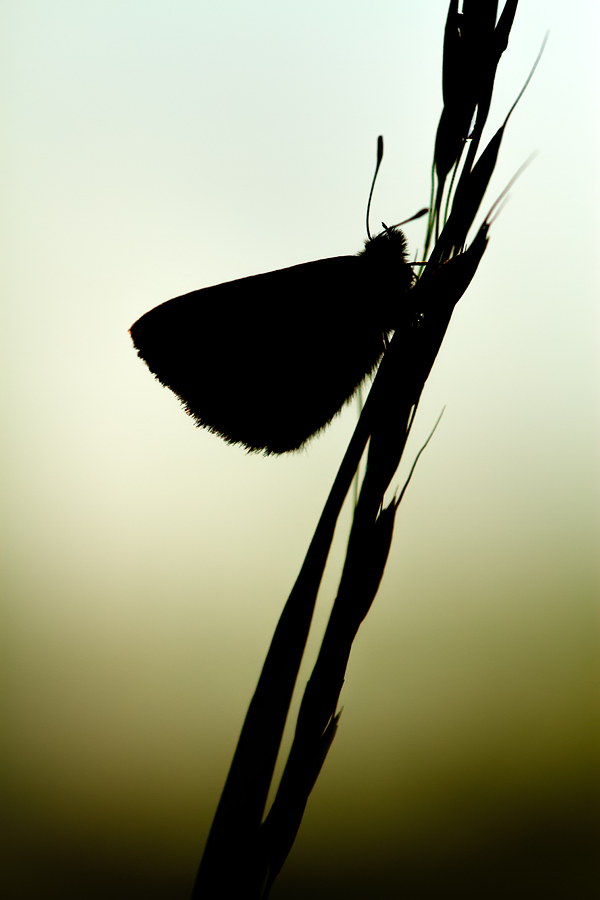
(2, 1), (599, 897)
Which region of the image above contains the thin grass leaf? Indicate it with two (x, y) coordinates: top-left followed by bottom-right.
(437, 34), (544, 265)
(440, 0), (462, 107)
(259, 501), (399, 894)
(436, 123), (505, 261)
(433, 106), (474, 215)
(192, 414), (374, 896)
(459, 0), (520, 181)
(429, 2), (504, 254)
(494, 0), (519, 57)
(435, 0), (475, 183)
(429, 0), (521, 260)
(258, 711), (342, 898)
(462, 0), (499, 38)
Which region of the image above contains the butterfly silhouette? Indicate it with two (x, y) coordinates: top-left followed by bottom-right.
(130, 137), (427, 454)
(131, 223), (426, 453)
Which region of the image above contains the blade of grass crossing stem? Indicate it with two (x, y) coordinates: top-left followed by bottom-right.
(192, 423), (372, 896)
(259, 501), (399, 894)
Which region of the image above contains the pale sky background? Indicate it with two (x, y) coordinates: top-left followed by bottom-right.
(2, 1), (599, 897)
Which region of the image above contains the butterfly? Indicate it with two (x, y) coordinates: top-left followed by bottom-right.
(130, 141), (427, 454)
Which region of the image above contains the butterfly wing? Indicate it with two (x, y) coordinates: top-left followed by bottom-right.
(130, 255), (392, 453)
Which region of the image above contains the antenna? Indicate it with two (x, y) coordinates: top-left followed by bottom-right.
(366, 135), (384, 240)
(389, 208), (429, 229)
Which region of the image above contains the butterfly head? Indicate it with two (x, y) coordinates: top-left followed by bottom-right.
(358, 224), (415, 298)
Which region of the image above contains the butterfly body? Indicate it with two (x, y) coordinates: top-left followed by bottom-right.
(130, 227), (414, 453)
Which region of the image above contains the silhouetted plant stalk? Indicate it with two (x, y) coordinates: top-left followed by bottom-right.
(193, 2), (538, 896)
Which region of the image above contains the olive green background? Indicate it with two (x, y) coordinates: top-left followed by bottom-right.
(2, 1), (598, 896)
